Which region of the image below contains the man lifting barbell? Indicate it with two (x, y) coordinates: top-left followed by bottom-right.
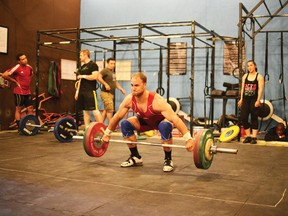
(83, 122), (237, 170)
(101, 72), (194, 172)
(54, 73), (237, 170)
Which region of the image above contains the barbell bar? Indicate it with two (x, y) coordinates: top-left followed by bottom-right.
(104, 139), (238, 154)
(81, 122), (238, 169)
(26, 122), (77, 132)
(25, 122), (44, 128)
(74, 135), (237, 154)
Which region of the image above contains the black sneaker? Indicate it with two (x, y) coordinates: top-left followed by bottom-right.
(243, 136), (252, 143)
(251, 137), (257, 144)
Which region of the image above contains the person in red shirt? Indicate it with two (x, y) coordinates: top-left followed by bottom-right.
(1, 53), (34, 127)
(102, 72), (194, 172)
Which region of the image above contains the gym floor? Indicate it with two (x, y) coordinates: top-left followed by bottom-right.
(0, 130), (288, 216)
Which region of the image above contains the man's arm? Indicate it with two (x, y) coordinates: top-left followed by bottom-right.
(77, 71), (99, 81)
(2, 70), (19, 85)
(115, 81), (126, 95)
(153, 95), (189, 136)
(265, 133), (280, 141)
(153, 95), (194, 151)
(74, 79), (81, 101)
(106, 94), (132, 131)
(102, 95), (132, 140)
(97, 73), (110, 90)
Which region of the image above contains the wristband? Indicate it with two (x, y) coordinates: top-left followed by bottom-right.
(104, 128), (112, 136)
(183, 132), (193, 142)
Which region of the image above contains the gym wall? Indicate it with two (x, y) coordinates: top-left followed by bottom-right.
(0, 0), (81, 130)
(80, 0), (288, 124)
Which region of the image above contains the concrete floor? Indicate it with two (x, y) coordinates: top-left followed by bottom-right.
(0, 130), (288, 216)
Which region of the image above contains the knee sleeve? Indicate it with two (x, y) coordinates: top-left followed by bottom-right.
(158, 122), (173, 140)
(121, 120), (135, 138)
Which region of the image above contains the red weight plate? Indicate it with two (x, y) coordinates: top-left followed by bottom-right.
(83, 122), (108, 157)
(193, 130), (205, 169)
(83, 122), (98, 156)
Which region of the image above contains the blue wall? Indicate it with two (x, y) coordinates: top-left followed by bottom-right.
(80, 0), (288, 128)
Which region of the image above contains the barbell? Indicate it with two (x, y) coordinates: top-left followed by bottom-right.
(53, 117), (78, 142)
(80, 122), (238, 170)
(19, 115), (77, 138)
(18, 115), (47, 136)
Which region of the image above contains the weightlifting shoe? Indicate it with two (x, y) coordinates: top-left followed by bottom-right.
(121, 156), (143, 167)
(163, 159), (174, 172)
(251, 137), (257, 144)
(243, 136), (252, 143)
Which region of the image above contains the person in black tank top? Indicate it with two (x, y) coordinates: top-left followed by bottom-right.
(238, 60), (264, 144)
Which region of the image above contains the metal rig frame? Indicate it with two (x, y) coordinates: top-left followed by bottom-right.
(238, 0), (288, 76)
(36, 20), (225, 134)
(237, 0), (288, 130)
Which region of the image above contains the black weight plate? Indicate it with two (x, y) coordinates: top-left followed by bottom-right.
(19, 115), (40, 136)
(54, 117), (77, 142)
